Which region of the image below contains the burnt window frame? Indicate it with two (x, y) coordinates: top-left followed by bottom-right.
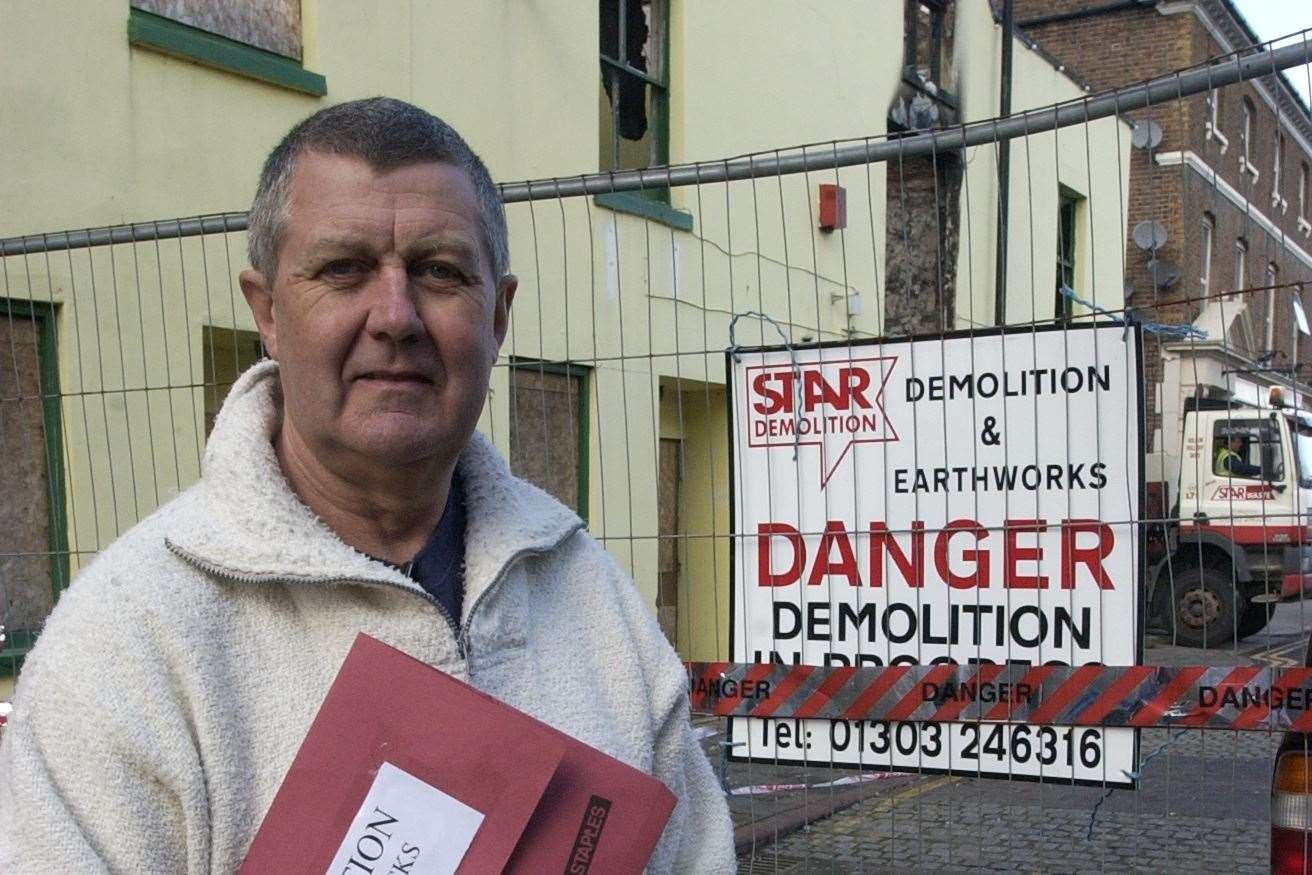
(599, 0), (671, 200)
(902, 0), (958, 109)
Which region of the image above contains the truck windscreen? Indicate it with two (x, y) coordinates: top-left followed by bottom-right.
(1290, 417), (1312, 487)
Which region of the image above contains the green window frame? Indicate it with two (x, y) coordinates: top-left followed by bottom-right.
(0, 298), (67, 673)
(597, 0), (692, 231)
(128, 7), (326, 97)
(508, 359), (591, 524)
(1055, 193), (1078, 322)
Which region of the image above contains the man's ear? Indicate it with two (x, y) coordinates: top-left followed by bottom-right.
(239, 269), (279, 360)
(492, 274), (518, 350)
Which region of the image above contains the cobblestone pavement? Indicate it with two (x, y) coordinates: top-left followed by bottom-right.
(742, 736), (1279, 874)
(728, 725), (1281, 873)
(697, 716), (922, 844)
(718, 606), (1309, 873)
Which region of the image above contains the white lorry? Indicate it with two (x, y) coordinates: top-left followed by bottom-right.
(1147, 340), (1312, 646)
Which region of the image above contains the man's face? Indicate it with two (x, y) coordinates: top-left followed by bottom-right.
(240, 151), (515, 471)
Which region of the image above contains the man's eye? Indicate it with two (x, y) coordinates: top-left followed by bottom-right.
(414, 262), (465, 283)
(321, 260), (365, 279)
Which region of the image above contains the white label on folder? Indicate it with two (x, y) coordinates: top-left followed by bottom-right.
(326, 761), (485, 875)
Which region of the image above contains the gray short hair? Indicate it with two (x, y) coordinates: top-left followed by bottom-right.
(247, 97), (509, 281)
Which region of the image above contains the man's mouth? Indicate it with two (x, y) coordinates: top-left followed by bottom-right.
(357, 371), (433, 384)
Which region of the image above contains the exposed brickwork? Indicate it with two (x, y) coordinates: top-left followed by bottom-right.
(1013, 0), (1312, 448)
(884, 154), (963, 336)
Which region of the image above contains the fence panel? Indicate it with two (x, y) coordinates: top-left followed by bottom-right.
(3, 34), (1312, 873)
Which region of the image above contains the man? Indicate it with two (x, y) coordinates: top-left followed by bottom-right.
(1216, 433), (1262, 478)
(0, 98), (735, 872)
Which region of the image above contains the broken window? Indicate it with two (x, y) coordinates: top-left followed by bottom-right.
(600, 0), (668, 180)
(891, 1), (957, 131)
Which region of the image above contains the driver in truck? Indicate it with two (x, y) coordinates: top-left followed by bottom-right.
(1215, 433), (1262, 478)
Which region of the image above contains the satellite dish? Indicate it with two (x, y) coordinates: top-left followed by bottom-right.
(1132, 220), (1168, 251)
(1146, 258), (1180, 289)
(1131, 120), (1163, 150)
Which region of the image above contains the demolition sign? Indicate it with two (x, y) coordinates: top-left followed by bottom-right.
(728, 324), (1142, 785)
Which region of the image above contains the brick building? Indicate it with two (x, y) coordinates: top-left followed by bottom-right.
(1012, 0), (1312, 448)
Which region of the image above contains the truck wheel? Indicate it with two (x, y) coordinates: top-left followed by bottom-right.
(1237, 601), (1271, 641)
(1172, 567), (1238, 648)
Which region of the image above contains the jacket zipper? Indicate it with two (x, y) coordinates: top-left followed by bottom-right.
(164, 539), (464, 649)
(455, 522), (585, 659)
(165, 523), (584, 661)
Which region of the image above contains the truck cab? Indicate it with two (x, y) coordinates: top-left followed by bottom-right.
(1152, 393), (1312, 646)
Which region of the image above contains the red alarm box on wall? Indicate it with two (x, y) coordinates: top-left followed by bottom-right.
(819, 183), (846, 231)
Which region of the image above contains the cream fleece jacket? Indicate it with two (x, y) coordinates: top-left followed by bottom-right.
(0, 361), (735, 873)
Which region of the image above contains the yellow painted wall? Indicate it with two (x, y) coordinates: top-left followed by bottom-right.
(653, 378), (730, 659)
(1, 1), (1130, 662)
(953, 3), (1132, 326)
(673, 385), (731, 661)
(0, 1), (597, 236)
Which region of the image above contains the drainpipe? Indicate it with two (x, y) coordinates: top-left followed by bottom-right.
(994, 0), (1013, 325)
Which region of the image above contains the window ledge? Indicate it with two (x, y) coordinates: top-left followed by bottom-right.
(128, 8), (326, 97)
(1239, 155), (1260, 184)
(594, 191), (693, 232)
(1205, 122), (1229, 154)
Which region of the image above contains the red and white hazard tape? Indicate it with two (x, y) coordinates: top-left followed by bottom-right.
(686, 662), (1312, 732)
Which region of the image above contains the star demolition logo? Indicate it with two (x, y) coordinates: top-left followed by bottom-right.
(1211, 483), (1277, 501)
(745, 356), (897, 488)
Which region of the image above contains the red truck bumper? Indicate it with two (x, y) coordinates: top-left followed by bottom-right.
(1281, 572), (1312, 599)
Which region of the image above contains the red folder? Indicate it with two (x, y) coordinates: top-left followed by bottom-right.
(239, 633), (675, 874)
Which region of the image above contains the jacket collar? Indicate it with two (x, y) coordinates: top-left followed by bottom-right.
(165, 360), (583, 602)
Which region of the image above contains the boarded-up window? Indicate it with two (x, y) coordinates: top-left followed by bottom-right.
(509, 363), (588, 517)
(203, 326), (264, 436)
(131, 0), (302, 60)
(0, 305), (64, 649)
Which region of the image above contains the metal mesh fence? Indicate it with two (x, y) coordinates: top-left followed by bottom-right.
(3, 32), (1312, 874)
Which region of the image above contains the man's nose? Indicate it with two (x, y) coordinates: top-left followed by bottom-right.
(365, 264), (423, 343)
